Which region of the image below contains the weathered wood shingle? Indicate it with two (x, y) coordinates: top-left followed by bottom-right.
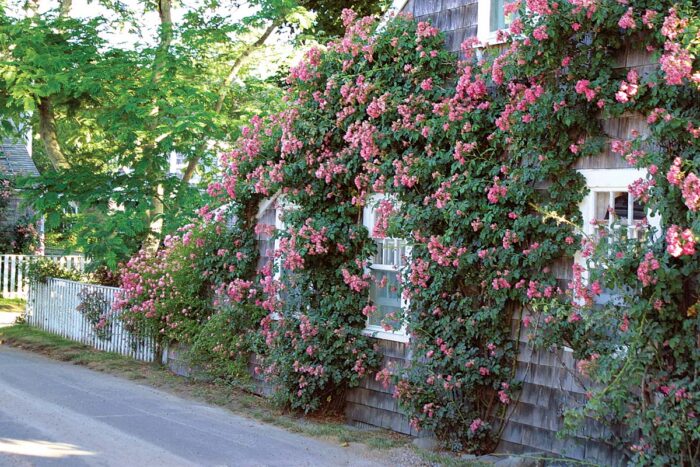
(402, 0), (479, 53)
(0, 139), (39, 177)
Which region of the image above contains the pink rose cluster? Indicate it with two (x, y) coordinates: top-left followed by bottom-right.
(666, 225), (696, 258)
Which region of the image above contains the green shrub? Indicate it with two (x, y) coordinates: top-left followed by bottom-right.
(188, 302), (266, 383)
(25, 257), (84, 283)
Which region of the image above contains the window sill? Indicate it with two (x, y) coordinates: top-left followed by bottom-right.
(362, 328), (410, 343)
(475, 33), (508, 48)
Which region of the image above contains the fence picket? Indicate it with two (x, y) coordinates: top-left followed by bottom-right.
(0, 255), (86, 300)
(26, 278), (155, 362)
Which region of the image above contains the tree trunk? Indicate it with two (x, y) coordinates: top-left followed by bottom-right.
(38, 98), (69, 170)
(142, 0), (173, 253)
(59, 0), (72, 16)
(180, 21), (278, 184)
(33, 0), (72, 170)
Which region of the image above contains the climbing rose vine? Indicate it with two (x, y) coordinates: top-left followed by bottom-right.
(119, 1), (700, 461)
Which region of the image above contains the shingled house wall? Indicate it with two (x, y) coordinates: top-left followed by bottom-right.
(345, 3), (654, 463)
(0, 140), (39, 241)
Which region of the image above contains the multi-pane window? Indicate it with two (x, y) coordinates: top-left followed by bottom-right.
(585, 190), (646, 240)
(368, 238), (407, 331)
(256, 200), (279, 272)
(363, 195), (408, 340)
(477, 0), (513, 44)
(255, 196), (303, 316)
(578, 169), (657, 241)
(577, 169), (660, 304)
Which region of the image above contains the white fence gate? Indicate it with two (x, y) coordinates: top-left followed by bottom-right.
(26, 278), (156, 362)
(0, 255), (85, 300)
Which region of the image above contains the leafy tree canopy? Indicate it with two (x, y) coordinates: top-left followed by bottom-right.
(0, 0), (316, 267)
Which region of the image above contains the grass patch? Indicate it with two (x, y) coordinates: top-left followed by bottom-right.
(0, 297), (25, 313)
(0, 324), (412, 454)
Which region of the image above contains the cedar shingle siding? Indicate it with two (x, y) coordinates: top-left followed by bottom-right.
(0, 140), (39, 177)
(344, 3), (654, 463)
(402, 0), (478, 53)
(0, 139), (38, 237)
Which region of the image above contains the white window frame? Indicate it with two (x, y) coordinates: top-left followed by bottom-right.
(362, 194), (410, 343)
(256, 194), (291, 320)
(572, 168), (660, 357)
(256, 194), (285, 274)
(477, 0), (510, 46)
(575, 168), (661, 300)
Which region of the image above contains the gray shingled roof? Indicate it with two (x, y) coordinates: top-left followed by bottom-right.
(0, 139), (39, 177)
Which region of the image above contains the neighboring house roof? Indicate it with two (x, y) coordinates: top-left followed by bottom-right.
(0, 139), (39, 177)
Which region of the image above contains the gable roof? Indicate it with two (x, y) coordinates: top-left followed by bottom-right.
(0, 139), (39, 177)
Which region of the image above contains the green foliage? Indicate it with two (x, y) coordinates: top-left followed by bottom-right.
(504, 1), (700, 464)
(25, 257), (84, 283)
(76, 288), (113, 340)
(297, 0), (390, 37)
(0, 0), (310, 268)
(209, 2), (700, 459)
(188, 302), (266, 383)
(116, 211), (259, 344)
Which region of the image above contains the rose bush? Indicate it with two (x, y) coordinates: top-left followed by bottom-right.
(117, 1), (700, 460)
(115, 207), (259, 363)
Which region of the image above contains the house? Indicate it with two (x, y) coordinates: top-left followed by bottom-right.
(244, 1), (654, 463)
(0, 137), (43, 253)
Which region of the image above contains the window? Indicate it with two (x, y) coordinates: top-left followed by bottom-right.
(256, 196), (284, 273)
(577, 168), (660, 304)
(363, 195), (409, 342)
(477, 0), (513, 45)
(578, 169), (659, 241)
(368, 238), (407, 330)
(255, 196), (304, 316)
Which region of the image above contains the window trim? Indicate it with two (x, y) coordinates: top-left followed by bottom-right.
(477, 0), (508, 46)
(577, 168), (660, 238)
(256, 195), (284, 273)
(256, 194), (289, 320)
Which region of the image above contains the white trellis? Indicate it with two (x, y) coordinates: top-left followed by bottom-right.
(25, 278), (156, 362)
(0, 254), (85, 300)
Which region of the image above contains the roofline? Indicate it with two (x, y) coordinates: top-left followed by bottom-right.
(387, 0), (410, 15)
(379, 0), (410, 30)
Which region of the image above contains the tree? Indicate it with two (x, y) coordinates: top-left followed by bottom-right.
(0, 0), (313, 266)
(296, 0), (390, 38)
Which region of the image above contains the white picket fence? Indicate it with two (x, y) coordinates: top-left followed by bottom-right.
(26, 278), (156, 362)
(0, 254), (86, 300)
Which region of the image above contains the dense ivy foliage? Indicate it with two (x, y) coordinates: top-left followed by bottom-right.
(118, 1), (700, 462)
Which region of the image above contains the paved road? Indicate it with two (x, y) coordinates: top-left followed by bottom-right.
(0, 347), (385, 467)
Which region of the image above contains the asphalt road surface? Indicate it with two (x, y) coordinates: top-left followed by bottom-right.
(0, 347), (386, 467)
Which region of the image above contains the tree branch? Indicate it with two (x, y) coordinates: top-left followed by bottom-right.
(34, 0), (72, 171)
(180, 20), (278, 184)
